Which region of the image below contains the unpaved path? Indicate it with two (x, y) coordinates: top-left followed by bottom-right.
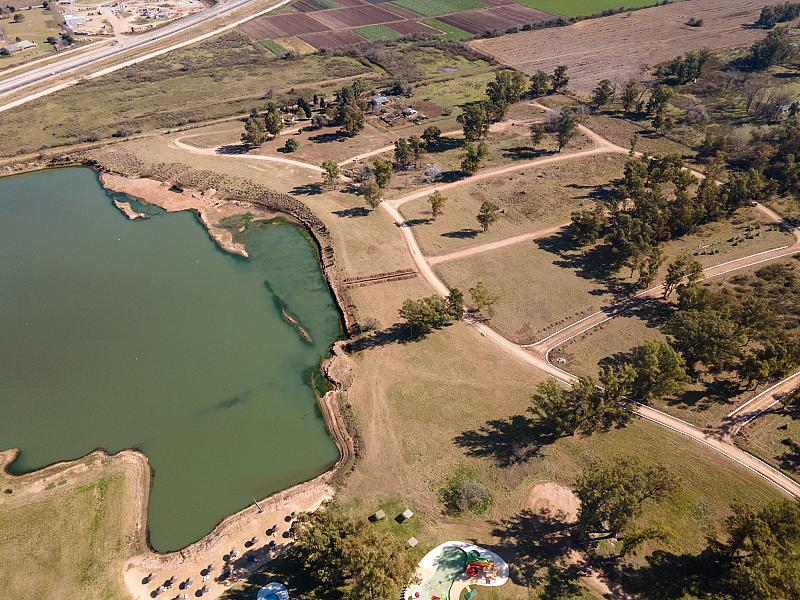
(427, 223), (569, 265)
(723, 371), (800, 437)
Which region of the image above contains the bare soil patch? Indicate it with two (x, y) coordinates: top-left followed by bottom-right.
(439, 4), (553, 35)
(521, 481), (579, 523)
(471, 0), (770, 94)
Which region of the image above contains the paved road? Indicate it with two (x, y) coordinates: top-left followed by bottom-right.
(0, 0), (292, 112)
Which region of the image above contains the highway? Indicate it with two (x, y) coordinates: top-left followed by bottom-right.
(0, 0), (287, 103)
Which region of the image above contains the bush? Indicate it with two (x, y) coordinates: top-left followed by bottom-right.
(439, 468), (491, 515)
(283, 137), (299, 153)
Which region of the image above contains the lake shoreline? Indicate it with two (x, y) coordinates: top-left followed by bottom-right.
(1, 165), (361, 599)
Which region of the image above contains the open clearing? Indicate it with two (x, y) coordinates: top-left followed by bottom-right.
(471, 0), (771, 94)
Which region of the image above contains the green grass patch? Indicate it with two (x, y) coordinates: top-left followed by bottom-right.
(391, 0), (486, 18)
(354, 24), (403, 42)
(515, 0), (667, 17)
(258, 38), (289, 56)
(310, 0), (341, 8)
(422, 18), (474, 41)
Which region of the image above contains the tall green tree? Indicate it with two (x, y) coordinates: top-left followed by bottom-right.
(393, 138), (412, 169)
(552, 65), (569, 92)
(421, 125), (442, 149)
(486, 69), (528, 121)
(663, 254), (704, 297)
(241, 117), (267, 147)
(475, 199), (500, 232)
(458, 102), (490, 142)
(556, 108), (579, 152)
(372, 158), (393, 188)
(468, 280), (499, 317)
(321, 160), (341, 189)
(461, 141), (489, 175)
(529, 123), (545, 150)
(530, 70), (551, 97)
(428, 190), (446, 220)
(625, 340), (688, 401)
(591, 79), (614, 108)
(575, 458), (678, 541)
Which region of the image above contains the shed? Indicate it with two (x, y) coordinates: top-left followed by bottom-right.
(371, 95), (390, 106)
(1, 40), (37, 54)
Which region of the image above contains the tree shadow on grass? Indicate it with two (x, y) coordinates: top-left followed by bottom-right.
(485, 509), (579, 589)
(332, 206), (370, 218)
(309, 131), (350, 144)
(454, 415), (561, 467)
(534, 233), (633, 298)
(779, 437), (800, 473)
(291, 183), (323, 195)
(218, 143), (251, 155)
(441, 228), (480, 239)
(344, 323), (416, 353)
(218, 554), (312, 600)
(429, 136), (463, 153)
(670, 378), (741, 411)
(616, 548), (723, 600)
(501, 146), (550, 160)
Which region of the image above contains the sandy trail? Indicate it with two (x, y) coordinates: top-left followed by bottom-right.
(427, 223), (569, 265)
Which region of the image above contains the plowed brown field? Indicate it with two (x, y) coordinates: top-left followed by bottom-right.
(471, 0), (770, 94)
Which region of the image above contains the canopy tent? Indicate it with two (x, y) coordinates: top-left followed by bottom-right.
(256, 582), (289, 600)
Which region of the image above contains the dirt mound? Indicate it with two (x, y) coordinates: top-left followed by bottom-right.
(521, 481), (579, 523)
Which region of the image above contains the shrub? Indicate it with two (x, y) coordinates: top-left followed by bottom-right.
(439, 467), (491, 515)
(283, 137), (299, 153)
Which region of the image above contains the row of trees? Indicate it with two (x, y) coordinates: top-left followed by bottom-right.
(398, 282), (498, 336)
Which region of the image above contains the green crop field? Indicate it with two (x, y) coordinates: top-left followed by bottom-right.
(422, 18), (473, 41)
(391, 0), (487, 18)
(354, 24), (403, 42)
(516, 0), (666, 17)
(259, 39), (289, 56)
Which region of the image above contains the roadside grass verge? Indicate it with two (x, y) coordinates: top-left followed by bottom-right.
(422, 18), (474, 41)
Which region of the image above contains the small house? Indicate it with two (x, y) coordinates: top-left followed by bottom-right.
(370, 95), (390, 107)
(63, 13), (87, 28)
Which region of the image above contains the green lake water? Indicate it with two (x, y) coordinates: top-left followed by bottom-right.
(0, 168), (341, 551)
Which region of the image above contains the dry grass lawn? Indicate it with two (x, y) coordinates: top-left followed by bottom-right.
(402, 153), (627, 256)
(0, 452), (143, 600)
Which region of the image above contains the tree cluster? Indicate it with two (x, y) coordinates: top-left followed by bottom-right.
(755, 2), (800, 28)
(289, 505), (417, 600)
(399, 290), (463, 336)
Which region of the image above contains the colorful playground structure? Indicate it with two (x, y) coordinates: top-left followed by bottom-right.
(404, 541), (509, 600)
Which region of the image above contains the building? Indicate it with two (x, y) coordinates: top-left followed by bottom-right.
(370, 95), (390, 107)
(63, 13), (86, 28)
(1, 39), (37, 55)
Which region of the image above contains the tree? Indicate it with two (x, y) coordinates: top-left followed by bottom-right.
(421, 125), (442, 149)
(241, 117), (267, 147)
(646, 84), (672, 117)
(475, 200), (500, 232)
(393, 137), (412, 169)
(361, 179), (382, 210)
(667, 306), (745, 373)
(408, 136), (426, 168)
(663, 254), (704, 297)
(428, 190), (446, 220)
(446, 288), (464, 320)
(625, 340), (688, 401)
(591, 79), (614, 108)
(570, 204), (606, 244)
(552, 65), (569, 92)
(468, 280), (499, 316)
(461, 141), (489, 175)
(529, 123), (545, 150)
(635, 246), (664, 289)
(399, 295), (456, 336)
(296, 97), (312, 119)
(290, 505), (415, 600)
(283, 137), (299, 153)
(530, 70), (551, 97)
(575, 458), (679, 540)
(749, 27), (797, 69)
(458, 102), (490, 142)
(13, 12), (24, 22)
(622, 79), (642, 113)
(715, 499), (800, 600)
(556, 108), (579, 152)
(339, 102), (365, 136)
(263, 108), (284, 136)
(321, 160), (341, 189)
(372, 158), (392, 188)
(486, 69), (528, 121)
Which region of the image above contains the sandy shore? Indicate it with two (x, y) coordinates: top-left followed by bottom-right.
(101, 173), (285, 258)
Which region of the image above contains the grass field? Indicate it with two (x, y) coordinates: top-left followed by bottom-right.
(259, 38), (289, 56)
(422, 18), (474, 41)
(391, 0), (487, 18)
(0, 454), (141, 600)
(516, 0), (667, 17)
(0, 31), (373, 157)
(0, 8), (60, 68)
(354, 24), (403, 41)
(739, 410), (800, 478)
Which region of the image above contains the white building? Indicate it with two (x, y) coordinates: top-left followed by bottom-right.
(63, 13), (86, 28)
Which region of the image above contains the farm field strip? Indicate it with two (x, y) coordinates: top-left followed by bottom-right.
(515, 0), (670, 17)
(241, 0), (557, 49)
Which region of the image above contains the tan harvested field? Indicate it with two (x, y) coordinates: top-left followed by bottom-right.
(471, 0), (770, 95)
(401, 153), (627, 257)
